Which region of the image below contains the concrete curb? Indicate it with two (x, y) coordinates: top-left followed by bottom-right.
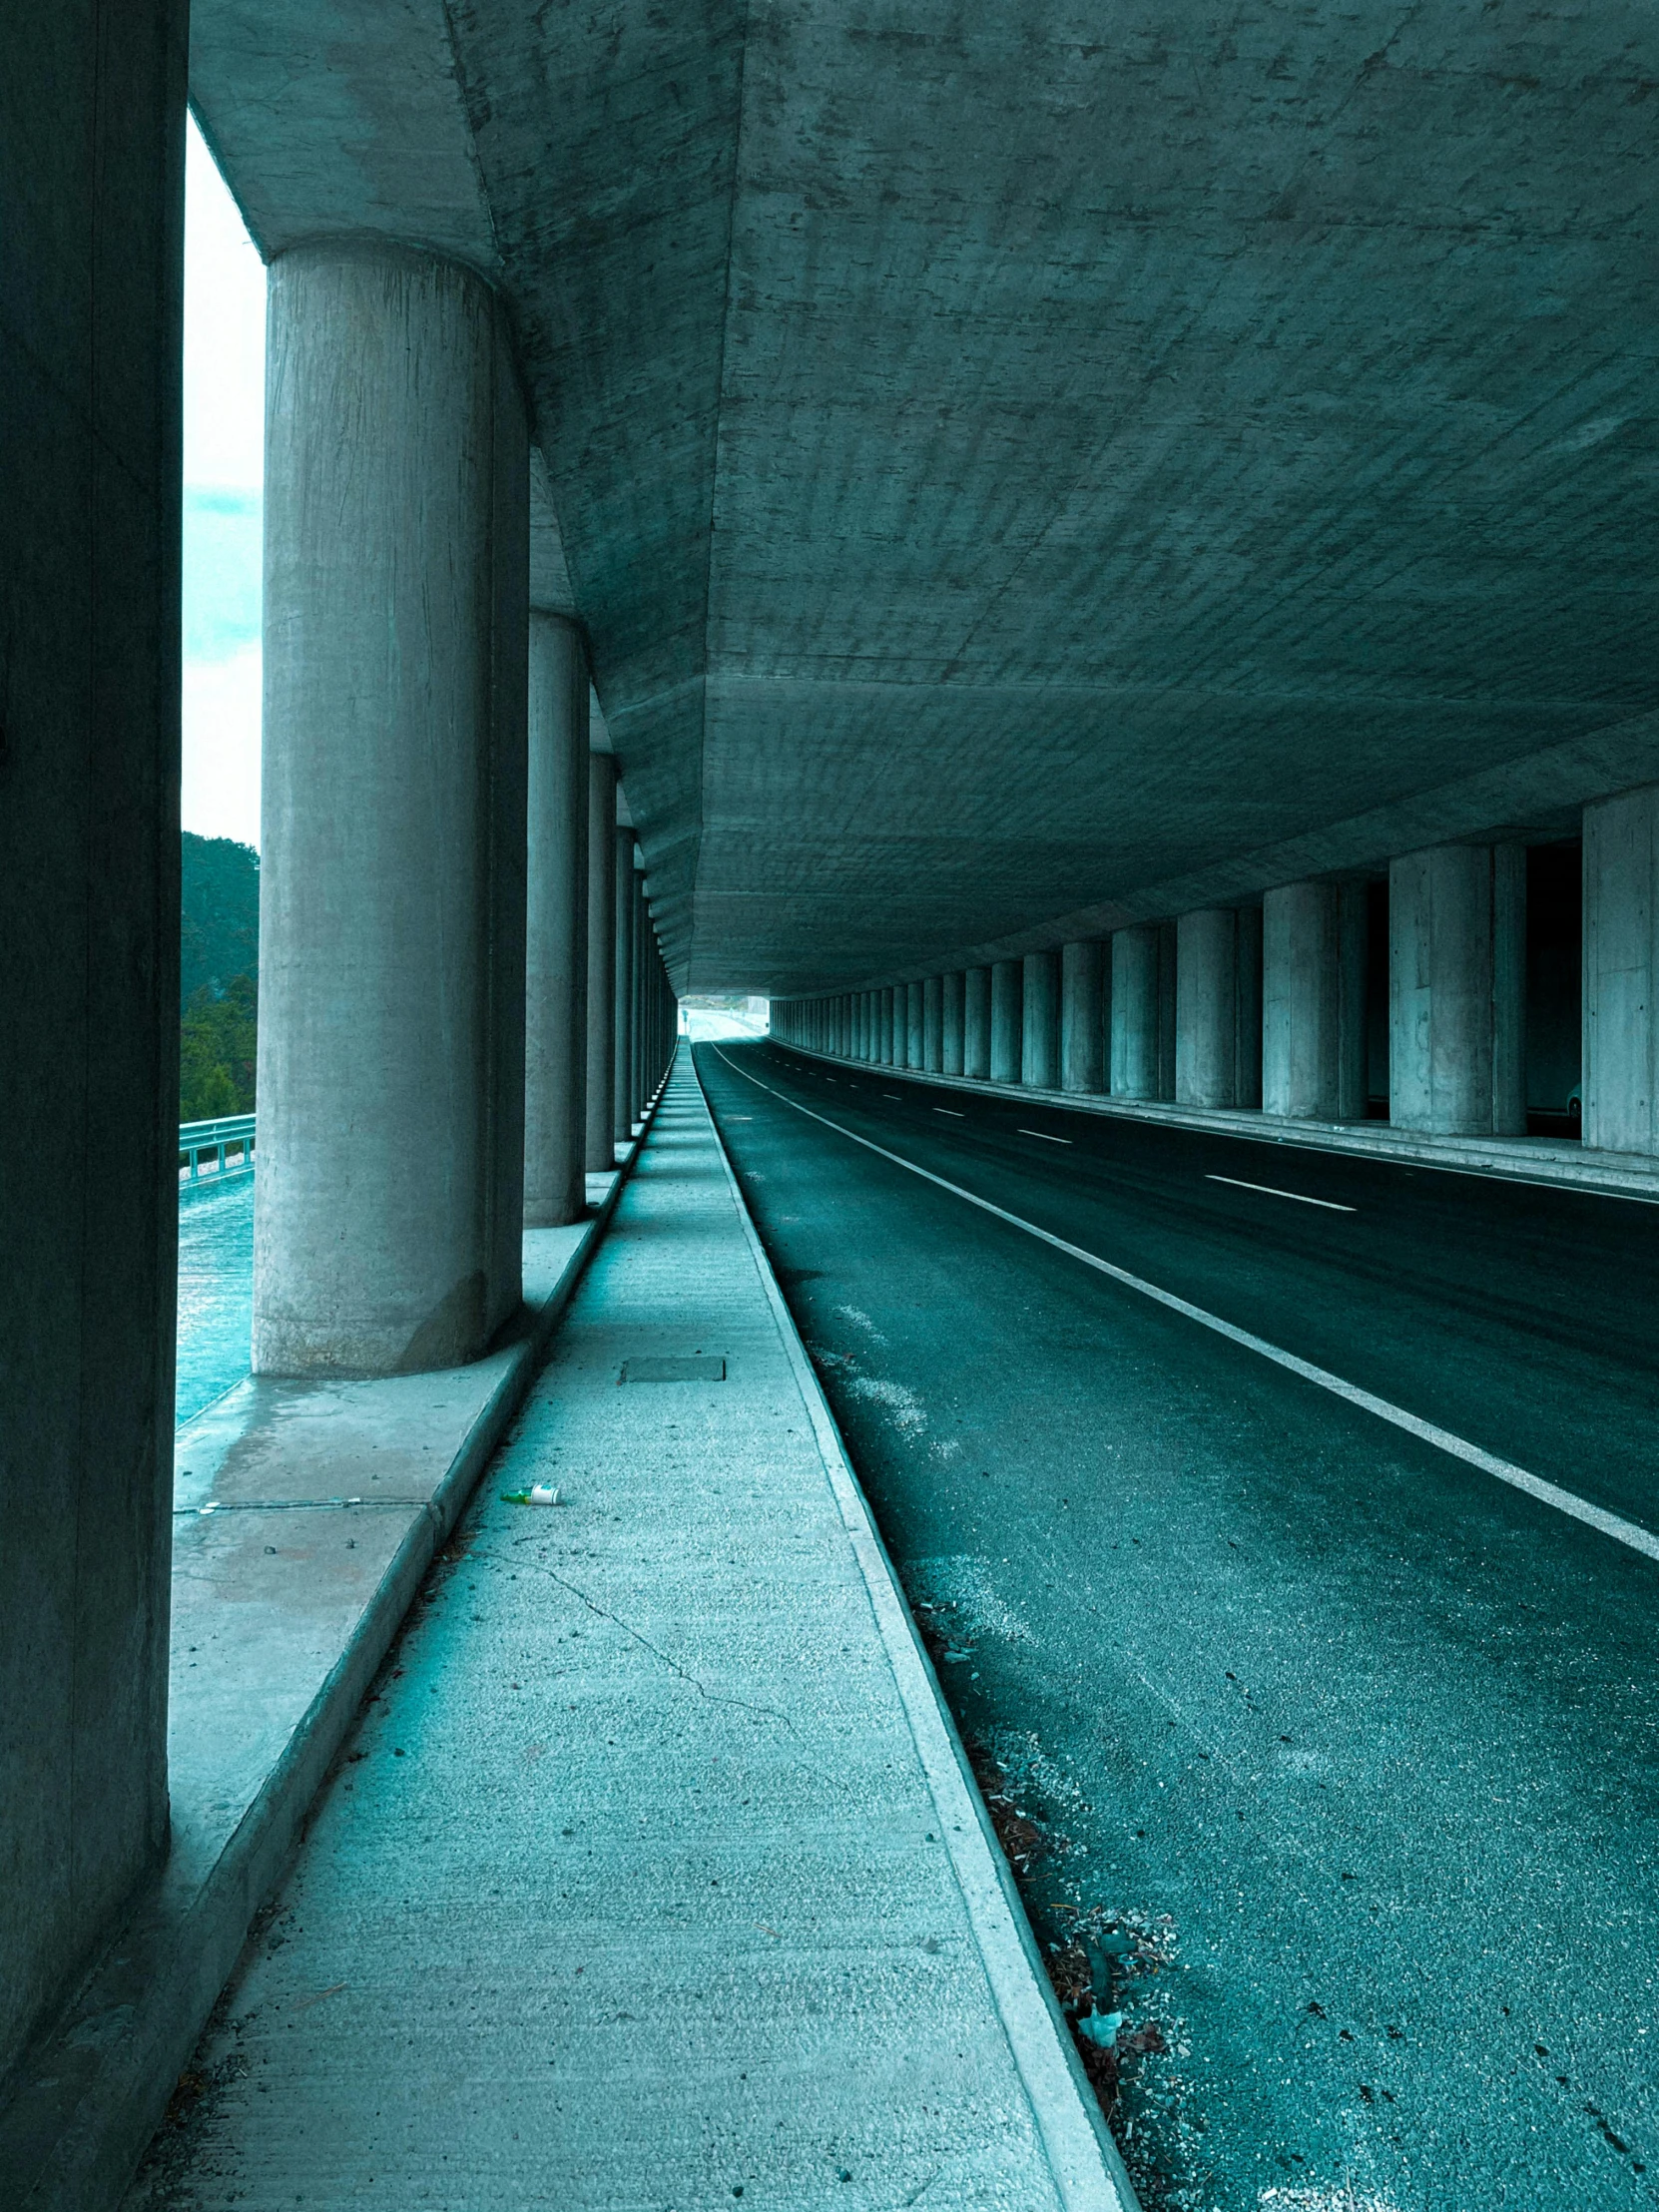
(691, 1045), (1141, 2212)
(0, 1081), (670, 2212)
(781, 1041), (1659, 1203)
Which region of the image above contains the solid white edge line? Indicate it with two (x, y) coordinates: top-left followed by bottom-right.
(1206, 1174), (1356, 1214)
(692, 1048), (1139, 2212)
(715, 1046), (1659, 1573)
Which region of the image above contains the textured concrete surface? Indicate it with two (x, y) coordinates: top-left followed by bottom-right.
(703, 1038), (1659, 2209)
(1, 0), (186, 2091)
(0, 1160), (640, 2212)
(189, 2), (1659, 989)
(122, 1053), (1130, 2212)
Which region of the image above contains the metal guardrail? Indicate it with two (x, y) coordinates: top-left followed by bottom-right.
(179, 1113), (256, 1183)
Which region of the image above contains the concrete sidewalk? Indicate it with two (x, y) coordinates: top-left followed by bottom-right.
(126, 1048), (1131, 2212)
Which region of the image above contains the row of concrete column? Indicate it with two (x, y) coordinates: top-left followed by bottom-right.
(777, 798), (1659, 1154)
(253, 242), (676, 1380)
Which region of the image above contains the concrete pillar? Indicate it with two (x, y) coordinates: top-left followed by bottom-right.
(964, 967), (992, 1079)
(905, 980), (926, 1069)
(1, 0), (185, 2078)
(1583, 787), (1659, 1152)
(924, 976), (944, 1071)
(1236, 904), (1265, 1110)
(1262, 880), (1371, 1121)
(990, 959), (1023, 1083)
(1111, 927), (1160, 1097)
(1061, 941), (1106, 1094)
(524, 614), (588, 1225)
(612, 831), (635, 1144)
(1389, 843), (1525, 1136)
(256, 243), (529, 1377)
(584, 757), (618, 1171)
(942, 971), (966, 1075)
(1020, 950), (1061, 1087)
(1175, 910), (1239, 1108)
(1157, 920), (1178, 1100)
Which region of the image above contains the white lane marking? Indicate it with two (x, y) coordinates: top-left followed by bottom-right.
(1207, 1174), (1356, 1214)
(933, 1107), (965, 1117)
(714, 1048), (1659, 1571)
(882, 1093), (901, 1100)
(1019, 1129), (1072, 1145)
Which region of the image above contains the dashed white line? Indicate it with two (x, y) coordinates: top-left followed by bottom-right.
(1019, 1129), (1072, 1145)
(1207, 1174), (1356, 1214)
(712, 1046), (1659, 1572)
(933, 1107), (965, 1117)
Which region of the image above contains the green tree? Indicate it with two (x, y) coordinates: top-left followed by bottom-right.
(180, 972), (258, 1121)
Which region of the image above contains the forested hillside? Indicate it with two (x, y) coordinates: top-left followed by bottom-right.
(181, 833), (260, 1121)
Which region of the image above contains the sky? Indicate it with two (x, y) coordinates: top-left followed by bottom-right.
(182, 115), (266, 851)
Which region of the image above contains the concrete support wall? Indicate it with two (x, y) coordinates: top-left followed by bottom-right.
(924, 976), (944, 1071)
(941, 971), (966, 1075)
(1584, 786), (1659, 1154)
(1262, 880), (1369, 1120)
(1021, 950), (1061, 1088)
(1176, 910), (1239, 1107)
(613, 831), (636, 1141)
(0, 0), (185, 2079)
(964, 967), (992, 1078)
(1060, 940), (1106, 1093)
(990, 959), (1023, 1084)
(524, 614), (588, 1225)
(1111, 926), (1161, 1098)
(255, 243), (529, 1376)
(1389, 844), (1525, 1136)
(906, 981), (926, 1069)
(584, 757), (618, 1171)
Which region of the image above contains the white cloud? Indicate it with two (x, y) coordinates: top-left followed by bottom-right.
(183, 113), (266, 847)
(183, 647), (262, 849)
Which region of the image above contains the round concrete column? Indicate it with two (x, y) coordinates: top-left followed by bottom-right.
(524, 614), (589, 1226)
(941, 971), (966, 1074)
(255, 243), (529, 1376)
(612, 831), (635, 1143)
(923, 976), (944, 1071)
(1262, 881), (1339, 1118)
(1061, 940), (1106, 1093)
(584, 757), (618, 1171)
(1175, 909), (1239, 1107)
(1021, 950), (1061, 1087)
(1389, 844), (1523, 1135)
(1111, 927), (1160, 1098)
(990, 960), (1023, 1083)
(905, 981), (925, 1068)
(964, 967), (992, 1078)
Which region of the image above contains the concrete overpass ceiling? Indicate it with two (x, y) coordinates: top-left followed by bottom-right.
(192, 1), (1659, 995)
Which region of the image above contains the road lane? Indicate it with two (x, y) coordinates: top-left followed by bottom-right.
(696, 1039), (1659, 2212)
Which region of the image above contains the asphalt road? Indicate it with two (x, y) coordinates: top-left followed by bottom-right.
(696, 1038), (1659, 2212)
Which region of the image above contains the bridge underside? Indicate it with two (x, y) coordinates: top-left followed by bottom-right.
(191, 0), (1659, 994)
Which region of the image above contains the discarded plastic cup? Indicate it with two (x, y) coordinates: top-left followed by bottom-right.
(501, 1483), (562, 1506)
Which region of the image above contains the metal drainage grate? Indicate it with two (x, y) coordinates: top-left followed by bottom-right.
(619, 1356), (728, 1383)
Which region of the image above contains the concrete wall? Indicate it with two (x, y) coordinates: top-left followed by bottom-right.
(0, 0), (186, 2081)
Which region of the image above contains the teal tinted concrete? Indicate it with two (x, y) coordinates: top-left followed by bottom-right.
(123, 1052), (1130, 2212)
(0, 1126), (657, 2212)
